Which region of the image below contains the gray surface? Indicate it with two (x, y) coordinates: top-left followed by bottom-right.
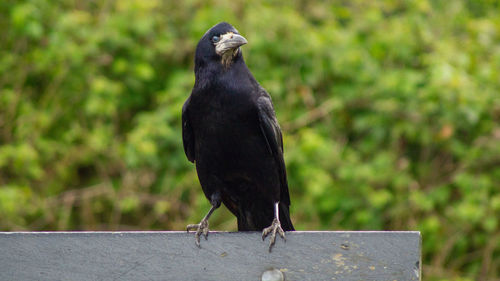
(0, 231), (421, 281)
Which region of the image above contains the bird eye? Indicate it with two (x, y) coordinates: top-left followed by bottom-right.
(211, 35), (220, 43)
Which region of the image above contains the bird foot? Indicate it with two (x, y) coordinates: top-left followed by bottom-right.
(262, 218), (286, 252)
(186, 218), (209, 247)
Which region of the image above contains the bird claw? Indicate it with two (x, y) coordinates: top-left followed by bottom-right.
(187, 219), (210, 247)
(262, 218), (286, 252)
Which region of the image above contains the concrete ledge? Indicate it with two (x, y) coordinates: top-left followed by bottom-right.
(0, 231), (421, 281)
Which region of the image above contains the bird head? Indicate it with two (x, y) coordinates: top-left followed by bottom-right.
(195, 22), (248, 69)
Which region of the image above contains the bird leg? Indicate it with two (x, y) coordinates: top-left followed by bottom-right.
(262, 202), (286, 252)
(187, 205), (217, 247)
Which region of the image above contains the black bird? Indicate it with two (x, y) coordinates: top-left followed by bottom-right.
(183, 22), (294, 251)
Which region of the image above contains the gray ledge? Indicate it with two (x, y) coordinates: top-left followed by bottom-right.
(0, 231), (421, 281)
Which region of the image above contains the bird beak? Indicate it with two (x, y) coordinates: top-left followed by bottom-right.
(215, 32), (248, 56)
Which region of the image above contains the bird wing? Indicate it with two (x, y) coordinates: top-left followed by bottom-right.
(256, 94), (291, 206)
(182, 96), (195, 163)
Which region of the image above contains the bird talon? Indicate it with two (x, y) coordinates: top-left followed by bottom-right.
(262, 218), (286, 252)
(186, 224), (198, 232)
(278, 227), (286, 240)
(261, 227), (271, 241)
(186, 219), (210, 247)
(195, 233), (201, 247)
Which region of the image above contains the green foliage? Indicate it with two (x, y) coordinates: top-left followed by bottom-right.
(1, 0), (500, 280)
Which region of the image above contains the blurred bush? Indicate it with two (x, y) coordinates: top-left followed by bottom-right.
(1, 0), (499, 280)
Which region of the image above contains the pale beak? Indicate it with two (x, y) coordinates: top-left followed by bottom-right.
(215, 33), (248, 56)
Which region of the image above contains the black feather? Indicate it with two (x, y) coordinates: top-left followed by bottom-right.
(182, 22), (294, 231)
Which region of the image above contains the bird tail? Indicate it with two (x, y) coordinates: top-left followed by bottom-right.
(236, 201), (294, 231)
(279, 202), (294, 231)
